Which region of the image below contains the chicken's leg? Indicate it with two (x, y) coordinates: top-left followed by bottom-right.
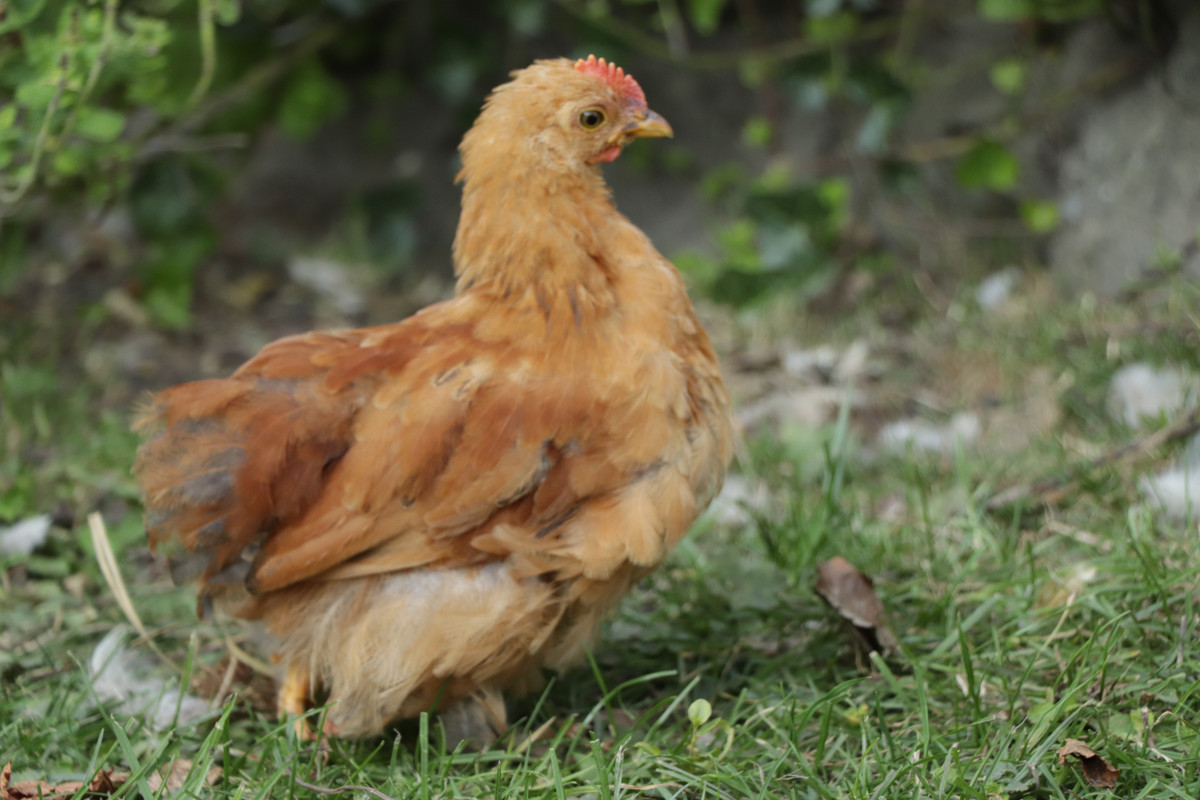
(277, 662), (335, 741)
(439, 686), (507, 749)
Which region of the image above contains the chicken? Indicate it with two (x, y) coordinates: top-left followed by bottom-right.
(133, 55), (734, 744)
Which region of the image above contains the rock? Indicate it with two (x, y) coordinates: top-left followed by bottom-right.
(1051, 9), (1200, 295)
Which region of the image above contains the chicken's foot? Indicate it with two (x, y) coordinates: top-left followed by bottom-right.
(439, 686), (507, 749)
(277, 663), (337, 742)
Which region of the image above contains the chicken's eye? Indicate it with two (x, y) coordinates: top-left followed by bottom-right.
(578, 108), (607, 130)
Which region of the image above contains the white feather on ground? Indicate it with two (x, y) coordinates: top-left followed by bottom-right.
(1108, 363), (1199, 428)
(706, 474), (772, 528)
(0, 514), (51, 557)
(1139, 433), (1200, 519)
(89, 627), (210, 731)
(975, 268), (1019, 311)
(878, 412), (981, 455)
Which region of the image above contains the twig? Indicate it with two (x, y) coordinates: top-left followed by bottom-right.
(985, 409), (1200, 511)
(165, 20), (342, 137)
(284, 772), (400, 800)
(133, 17), (343, 165)
(224, 633), (276, 675)
(87, 511), (177, 670)
(656, 0), (689, 58)
(1116, 238), (1200, 304)
(212, 653), (239, 705)
(188, 0), (217, 108)
(0, 54), (68, 213)
(552, 0), (902, 70)
(513, 716), (558, 753)
(890, 0), (924, 69)
(135, 133), (251, 162)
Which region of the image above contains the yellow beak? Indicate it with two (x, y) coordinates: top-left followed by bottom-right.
(624, 109), (673, 140)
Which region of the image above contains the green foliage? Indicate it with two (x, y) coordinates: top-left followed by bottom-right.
(679, 170), (851, 307)
(979, 0), (1102, 22)
(956, 139), (1020, 191)
(0, 0), (179, 206)
(989, 57), (1026, 95)
(1021, 199), (1060, 233)
(0, 0), (1125, 323)
(685, 0), (726, 35)
(278, 59), (349, 140)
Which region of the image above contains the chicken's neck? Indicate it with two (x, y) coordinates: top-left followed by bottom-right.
(452, 164), (633, 320)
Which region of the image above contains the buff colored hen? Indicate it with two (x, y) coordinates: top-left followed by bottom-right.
(134, 55), (733, 744)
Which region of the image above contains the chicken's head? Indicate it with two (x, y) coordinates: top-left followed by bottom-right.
(564, 55), (672, 164)
(461, 55), (672, 176)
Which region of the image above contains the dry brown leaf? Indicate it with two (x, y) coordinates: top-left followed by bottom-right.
(146, 760), (223, 794)
(815, 557), (899, 655)
(191, 655), (275, 710)
(1057, 738), (1120, 788)
(1, 762), (128, 800)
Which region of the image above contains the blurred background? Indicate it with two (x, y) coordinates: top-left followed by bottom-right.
(1, 0), (1198, 546)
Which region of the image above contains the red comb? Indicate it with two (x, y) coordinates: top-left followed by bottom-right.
(574, 54), (646, 107)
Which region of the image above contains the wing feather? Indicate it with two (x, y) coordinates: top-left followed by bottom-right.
(136, 286), (729, 608)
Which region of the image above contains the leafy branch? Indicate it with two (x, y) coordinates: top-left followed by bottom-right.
(0, 54), (68, 214)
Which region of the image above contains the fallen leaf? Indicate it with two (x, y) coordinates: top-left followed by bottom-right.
(1035, 564), (1097, 609)
(146, 760), (223, 794)
(1057, 738), (1120, 788)
(191, 655), (275, 710)
(815, 557), (899, 655)
(1, 761), (128, 800)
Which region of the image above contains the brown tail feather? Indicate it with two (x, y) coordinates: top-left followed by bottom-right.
(133, 377), (355, 601)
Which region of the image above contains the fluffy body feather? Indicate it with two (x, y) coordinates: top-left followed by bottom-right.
(134, 57), (733, 741)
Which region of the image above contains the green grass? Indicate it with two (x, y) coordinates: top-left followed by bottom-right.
(4, 272), (1200, 798)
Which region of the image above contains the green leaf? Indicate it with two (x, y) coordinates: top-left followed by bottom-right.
(956, 140), (1019, 191)
(737, 57), (771, 89)
(687, 698), (713, 727)
(213, 0), (242, 25)
(856, 104), (897, 154)
(143, 283), (193, 330)
(15, 81), (59, 111)
(278, 60), (349, 140)
(74, 107), (125, 142)
(0, 0), (51, 35)
(979, 0), (1033, 21)
(718, 219), (761, 272)
(989, 58), (1025, 95)
(741, 117), (773, 149)
(506, 0), (545, 37)
(805, 11), (858, 44)
(0, 105), (17, 134)
(51, 146), (85, 176)
(1020, 200), (1059, 233)
(686, 0), (727, 35)
(818, 177), (849, 231)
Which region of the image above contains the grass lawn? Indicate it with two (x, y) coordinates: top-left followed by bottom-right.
(3, 269), (1200, 799)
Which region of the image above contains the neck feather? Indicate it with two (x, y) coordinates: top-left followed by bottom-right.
(452, 159), (622, 317)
